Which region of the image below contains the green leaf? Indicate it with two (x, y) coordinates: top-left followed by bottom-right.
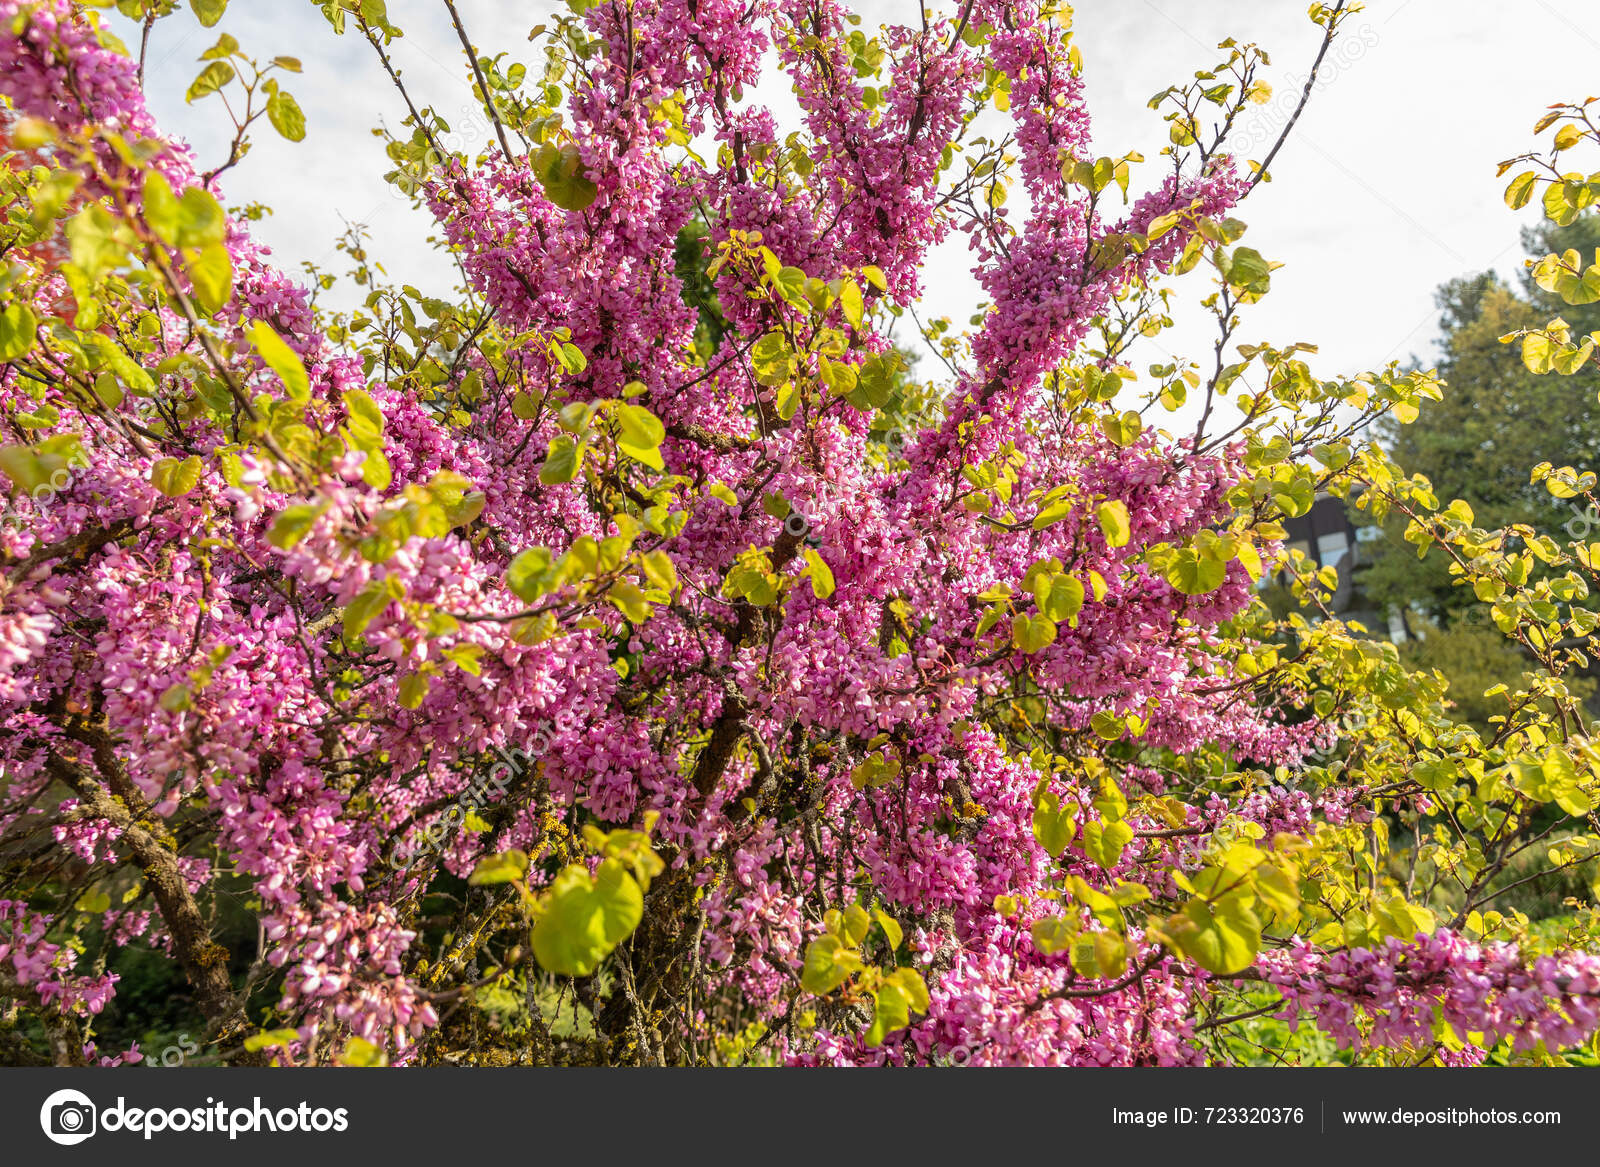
(176, 187), (227, 247)
(468, 849), (530, 886)
(142, 171), (180, 244)
(1375, 893), (1435, 940)
(1254, 864), (1300, 919)
(829, 904), (872, 947)
(1092, 776), (1128, 822)
(865, 969), (928, 1046)
(749, 332), (791, 384)
(773, 265), (808, 307)
(800, 934), (862, 995)
(554, 342), (588, 375)
(1167, 897), (1261, 975)
(1034, 573), (1085, 625)
(531, 858), (644, 977)
(838, 278), (864, 330)
(398, 672), (430, 709)
(339, 1037), (385, 1067)
(158, 682), (192, 712)
(1081, 819), (1134, 868)
(802, 547), (835, 599)
(532, 143), (598, 211)
(360, 448), (392, 490)
(1504, 171), (1538, 210)
(1097, 499), (1131, 547)
(540, 435), (583, 484)
(849, 754), (900, 791)
(1076, 930), (1128, 979)
(67, 204), (127, 281)
(606, 579), (652, 623)
(892, 967), (929, 1011)
(614, 402), (664, 468)
(1100, 410), (1142, 447)
(422, 470), (483, 530)
(342, 578), (394, 638)
(266, 503), (323, 550)
(1165, 547), (1227, 595)
(442, 643), (483, 676)
(1522, 330), (1563, 374)
(1412, 758), (1456, 794)
(242, 1028), (300, 1053)
(0, 446), (47, 494)
(511, 391), (541, 421)
(185, 60), (235, 103)
(1011, 611), (1057, 654)
(637, 549), (677, 593)
(343, 388), (385, 448)
(1032, 790), (1078, 856)
(201, 32), (238, 60)
(1271, 475), (1315, 517)
(150, 455), (203, 497)
(1513, 748), (1593, 817)
(815, 357), (853, 400)
(1032, 497), (1072, 529)
(613, 402), (664, 448)
(1030, 916), (1075, 956)
(249, 320), (310, 400)
(0, 304), (38, 361)
(873, 909), (903, 951)
(266, 90), (307, 142)
(189, 0), (229, 26)
(506, 547), (554, 602)
(187, 243), (233, 315)
(1225, 246), (1272, 294)
(29, 169), (81, 234)
(87, 335), (155, 396)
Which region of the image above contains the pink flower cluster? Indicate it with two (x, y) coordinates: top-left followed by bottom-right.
(0, 900), (119, 1016)
(1261, 932), (1600, 1053)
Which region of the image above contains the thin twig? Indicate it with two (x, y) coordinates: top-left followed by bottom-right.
(443, 0), (516, 161)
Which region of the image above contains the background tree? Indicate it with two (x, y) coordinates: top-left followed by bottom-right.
(1360, 214), (1600, 626)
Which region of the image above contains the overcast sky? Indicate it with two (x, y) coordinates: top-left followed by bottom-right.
(114, 0), (1600, 384)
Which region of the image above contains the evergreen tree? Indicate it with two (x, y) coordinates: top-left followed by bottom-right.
(1360, 215), (1600, 625)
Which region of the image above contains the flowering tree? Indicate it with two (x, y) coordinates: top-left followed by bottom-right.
(2, 0), (1600, 1068)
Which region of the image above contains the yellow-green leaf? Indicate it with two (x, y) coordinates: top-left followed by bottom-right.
(531, 858), (644, 976)
(187, 243), (233, 315)
(249, 320), (310, 401)
(802, 547), (835, 599)
(150, 455), (203, 497)
(1097, 499), (1131, 548)
(800, 933), (862, 995)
